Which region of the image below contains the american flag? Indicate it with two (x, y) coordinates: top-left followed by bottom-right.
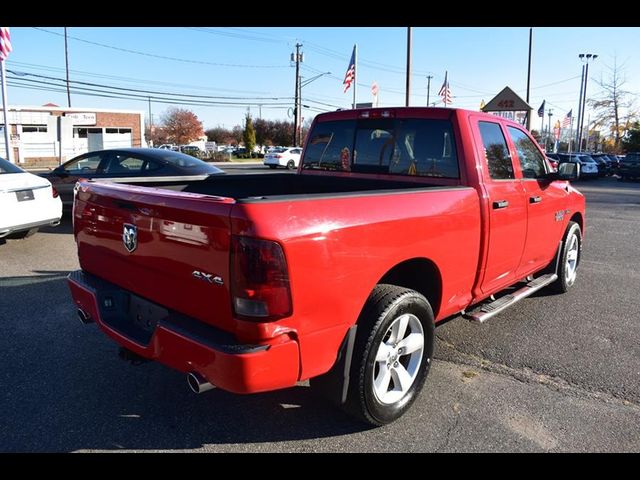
(0, 27), (12, 61)
(562, 109), (572, 128)
(343, 45), (356, 93)
(438, 71), (452, 106)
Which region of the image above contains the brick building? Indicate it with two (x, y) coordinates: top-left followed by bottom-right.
(0, 105), (146, 168)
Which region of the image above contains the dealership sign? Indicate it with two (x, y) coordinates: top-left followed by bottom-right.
(65, 112), (97, 125)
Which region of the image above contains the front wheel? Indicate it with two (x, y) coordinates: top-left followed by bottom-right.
(343, 284), (434, 426)
(551, 221), (582, 293)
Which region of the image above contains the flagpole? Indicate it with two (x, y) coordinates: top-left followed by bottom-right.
(1, 59), (12, 163)
(568, 117), (573, 155)
(352, 44), (357, 109)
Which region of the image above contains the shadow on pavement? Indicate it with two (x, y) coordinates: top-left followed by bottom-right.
(0, 273), (368, 452)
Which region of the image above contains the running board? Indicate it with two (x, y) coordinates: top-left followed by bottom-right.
(463, 273), (558, 323)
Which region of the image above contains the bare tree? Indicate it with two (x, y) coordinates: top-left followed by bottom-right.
(588, 58), (638, 152)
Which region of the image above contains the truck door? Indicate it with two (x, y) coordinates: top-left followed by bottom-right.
(506, 126), (567, 276)
(475, 120), (528, 295)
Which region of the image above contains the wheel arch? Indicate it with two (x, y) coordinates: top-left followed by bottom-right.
(569, 212), (583, 233)
(377, 258), (443, 319)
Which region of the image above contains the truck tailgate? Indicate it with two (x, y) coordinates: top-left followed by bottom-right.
(73, 181), (237, 333)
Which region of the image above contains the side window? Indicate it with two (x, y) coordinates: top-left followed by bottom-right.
(63, 155), (102, 174)
(508, 127), (547, 179)
(105, 154), (145, 174)
(478, 121), (514, 180)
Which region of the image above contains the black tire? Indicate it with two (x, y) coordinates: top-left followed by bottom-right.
(286, 160), (296, 170)
(551, 221), (582, 293)
(343, 284), (435, 426)
(618, 175), (625, 182)
(267, 164), (277, 169)
(6, 227), (38, 240)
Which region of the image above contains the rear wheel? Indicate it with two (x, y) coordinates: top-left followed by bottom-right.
(551, 221), (582, 293)
(343, 284), (434, 426)
(286, 160), (296, 170)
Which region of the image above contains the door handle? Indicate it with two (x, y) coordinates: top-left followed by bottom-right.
(492, 200), (509, 209)
(529, 196), (542, 204)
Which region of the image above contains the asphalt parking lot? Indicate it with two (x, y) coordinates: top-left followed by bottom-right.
(0, 173), (638, 452)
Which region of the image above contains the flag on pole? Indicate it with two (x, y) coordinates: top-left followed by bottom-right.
(0, 27), (11, 61)
(438, 71), (451, 106)
(562, 109), (572, 128)
(343, 46), (356, 93)
(537, 100), (545, 117)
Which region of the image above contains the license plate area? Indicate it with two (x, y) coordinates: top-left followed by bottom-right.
(98, 290), (169, 346)
(16, 189), (35, 202)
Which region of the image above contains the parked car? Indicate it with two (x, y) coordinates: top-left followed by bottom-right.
(0, 156), (62, 239)
(179, 145), (205, 158)
(557, 153), (598, 179)
(263, 147), (303, 169)
(68, 107), (584, 425)
(618, 152), (640, 181)
(158, 144), (179, 151)
(39, 148), (224, 208)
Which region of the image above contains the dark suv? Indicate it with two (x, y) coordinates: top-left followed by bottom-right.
(619, 153), (640, 181)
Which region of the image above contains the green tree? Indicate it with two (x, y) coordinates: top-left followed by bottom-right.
(243, 114), (256, 154)
(621, 121), (640, 153)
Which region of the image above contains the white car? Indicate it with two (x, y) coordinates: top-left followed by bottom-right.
(0, 157), (62, 239)
(263, 147), (302, 169)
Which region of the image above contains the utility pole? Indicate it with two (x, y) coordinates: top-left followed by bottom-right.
(405, 27), (412, 107)
(148, 97), (152, 128)
(292, 43), (302, 147)
(526, 28), (533, 130)
(64, 27), (71, 108)
(426, 75), (433, 106)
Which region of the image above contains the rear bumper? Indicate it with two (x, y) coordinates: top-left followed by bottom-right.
(0, 217), (61, 237)
(67, 270), (300, 394)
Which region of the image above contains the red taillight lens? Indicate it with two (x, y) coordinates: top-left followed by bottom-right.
(231, 236), (292, 321)
(275, 154), (283, 158)
(52, 185), (59, 198)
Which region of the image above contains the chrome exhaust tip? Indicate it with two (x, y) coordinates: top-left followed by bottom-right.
(77, 308), (93, 324)
(187, 372), (215, 394)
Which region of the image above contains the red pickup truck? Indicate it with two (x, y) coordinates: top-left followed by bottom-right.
(68, 108), (585, 425)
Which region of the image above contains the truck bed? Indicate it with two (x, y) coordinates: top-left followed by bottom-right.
(129, 173), (451, 202)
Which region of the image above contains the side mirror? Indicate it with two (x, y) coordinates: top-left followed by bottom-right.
(549, 162), (580, 181)
(53, 166), (68, 177)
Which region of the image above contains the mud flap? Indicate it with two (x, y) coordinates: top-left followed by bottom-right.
(309, 325), (357, 405)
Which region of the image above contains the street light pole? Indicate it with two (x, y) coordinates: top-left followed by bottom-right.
(579, 54), (597, 151)
(575, 61), (585, 149)
(426, 75), (432, 106)
(576, 53), (597, 151)
(298, 71), (331, 146)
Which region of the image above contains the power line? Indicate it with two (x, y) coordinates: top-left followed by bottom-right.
(7, 69), (294, 102)
(32, 27), (290, 69)
(8, 60), (274, 95)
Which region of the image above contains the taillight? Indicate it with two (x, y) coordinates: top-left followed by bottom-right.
(275, 154), (283, 158)
(52, 185), (59, 198)
(231, 236), (292, 321)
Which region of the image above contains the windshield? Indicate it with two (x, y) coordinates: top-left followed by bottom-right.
(302, 118), (459, 178)
(0, 157), (24, 174)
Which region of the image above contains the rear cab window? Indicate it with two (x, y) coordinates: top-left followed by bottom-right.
(301, 118), (459, 179)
